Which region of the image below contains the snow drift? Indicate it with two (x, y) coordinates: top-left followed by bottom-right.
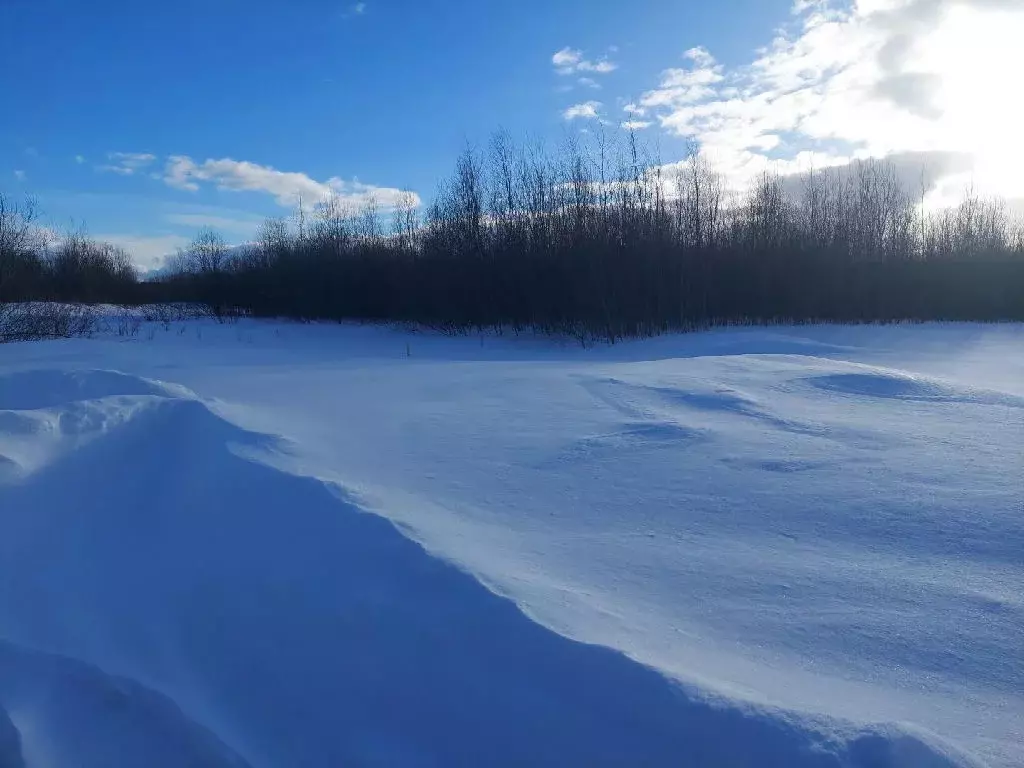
(0, 321), (1021, 767)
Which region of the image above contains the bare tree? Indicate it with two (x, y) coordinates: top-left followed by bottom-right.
(0, 194), (47, 301)
(391, 190), (419, 252)
(177, 228), (229, 274)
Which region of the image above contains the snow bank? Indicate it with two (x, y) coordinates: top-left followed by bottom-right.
(0, 639), (249, 768)
(0, 699), (23, 768)
(1, 321), (1021, 767)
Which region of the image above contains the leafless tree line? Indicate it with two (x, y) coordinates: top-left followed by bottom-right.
(5, 129), (1024, 343)
(159, 131), (1024, 339)
(0, 194), (137, 341)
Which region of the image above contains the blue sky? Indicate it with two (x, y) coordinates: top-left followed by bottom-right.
(3, 0), (1023, 268)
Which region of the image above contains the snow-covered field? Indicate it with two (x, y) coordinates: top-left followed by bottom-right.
(0, 317), (1021, 767)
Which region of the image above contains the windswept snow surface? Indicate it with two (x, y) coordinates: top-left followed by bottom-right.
(0, 320), (1021, 767)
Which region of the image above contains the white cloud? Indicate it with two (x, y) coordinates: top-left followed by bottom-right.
(684, 46), (716, 69)
(111, 152), (156, 164)
(639, 49), (724, 111)
(164, 213), (264, 234)
(586, 61), (617, 74)
(552, 47), (582, 70)
(75, 155), (86, 164)
(162, 155), (418, 209)
(622, 120), (652, 131)
(13, 170), (25, 181)
(552, 47), (618, 76)
(563, 101), (602, 121)
(637, 0), (1024, 202)
(98, 151), (157, 176)
(578, 77), (601, 90)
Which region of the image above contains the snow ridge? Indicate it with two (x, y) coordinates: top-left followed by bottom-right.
(0, 320), (1020, 768)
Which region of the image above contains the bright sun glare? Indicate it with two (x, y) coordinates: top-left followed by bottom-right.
(924, 5), (1024, 202)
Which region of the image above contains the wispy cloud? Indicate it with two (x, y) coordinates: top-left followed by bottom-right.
(552, 47), (617, 76)
(563, 101), (602, 121)
(97, 151), (157, 176)
(639, 47), (723, 110)
(342, 2), (366, 18)
(75, 155), (86, 164)
(636, 0), (1024, 202)
(99, 166), (136, 176)
(162, 155), (418, 209)
(13, 170), (26, 181)
(164, 212), (264, 234)
(621, 120), (651, 131)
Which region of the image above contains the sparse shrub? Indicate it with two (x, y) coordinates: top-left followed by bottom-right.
(0, 302), (97, 343)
